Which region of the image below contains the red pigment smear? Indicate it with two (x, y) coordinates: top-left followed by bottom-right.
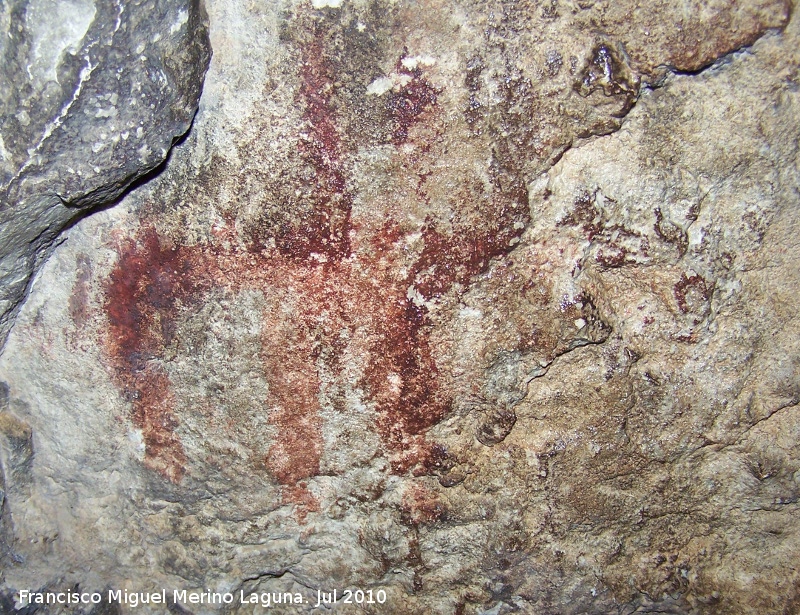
(102, 24), (529, 521)
(260, 284), (325, 486)
(105, 229), (214, 481)
(401, 484), (446, 526)
(386, 57), (440, 145)
(361, 292), (449, 474)
(283, 482), (321, 524)
(272, 25), (352, 262)
(673, 272), (711, 314)
(257, 26), (351, 512)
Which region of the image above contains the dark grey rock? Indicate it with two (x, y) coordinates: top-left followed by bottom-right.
(0, 0), (211, 347)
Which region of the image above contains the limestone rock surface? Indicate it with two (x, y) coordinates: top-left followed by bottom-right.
(1, 0), (799, 614)
(0, 0), (211, 347)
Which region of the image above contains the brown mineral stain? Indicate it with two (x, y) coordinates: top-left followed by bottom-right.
(576, 43), (637, 116)
(626, 1), (790, 75)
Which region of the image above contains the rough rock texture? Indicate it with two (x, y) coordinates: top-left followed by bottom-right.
(0, 0), (798, 613)
(0, 0), (211, 347)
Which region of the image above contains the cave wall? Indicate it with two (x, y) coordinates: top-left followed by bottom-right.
(0, 0), (799, 613)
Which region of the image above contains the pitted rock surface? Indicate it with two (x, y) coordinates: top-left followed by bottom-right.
(0, 0), (211, 347)
(0, 0), (798, 614)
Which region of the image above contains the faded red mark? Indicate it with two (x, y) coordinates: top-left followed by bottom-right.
(559, 191), (649, 268)
(68, 254), (92, 329)
(67, 253), (96, 352)
(362, 294), (448, 473)
(269, 27), (352, 262)
(673, 272), (711, 315)
(386, 57), (439, 144)
(283, 482), (321, 524)
(401, 484), (446, 525)
(101, 20), (530, 522)
(261, 313), (324, 485)
(558, 191), (602, 240)
(105, 229), (214, 481)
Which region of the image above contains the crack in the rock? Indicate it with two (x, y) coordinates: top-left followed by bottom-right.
(518, 329), (615, 404)
(688, 397), (800, 460)
(736, 397), (800, 441)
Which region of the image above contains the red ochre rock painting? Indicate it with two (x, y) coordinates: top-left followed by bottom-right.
(102, 27), (529, 517)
